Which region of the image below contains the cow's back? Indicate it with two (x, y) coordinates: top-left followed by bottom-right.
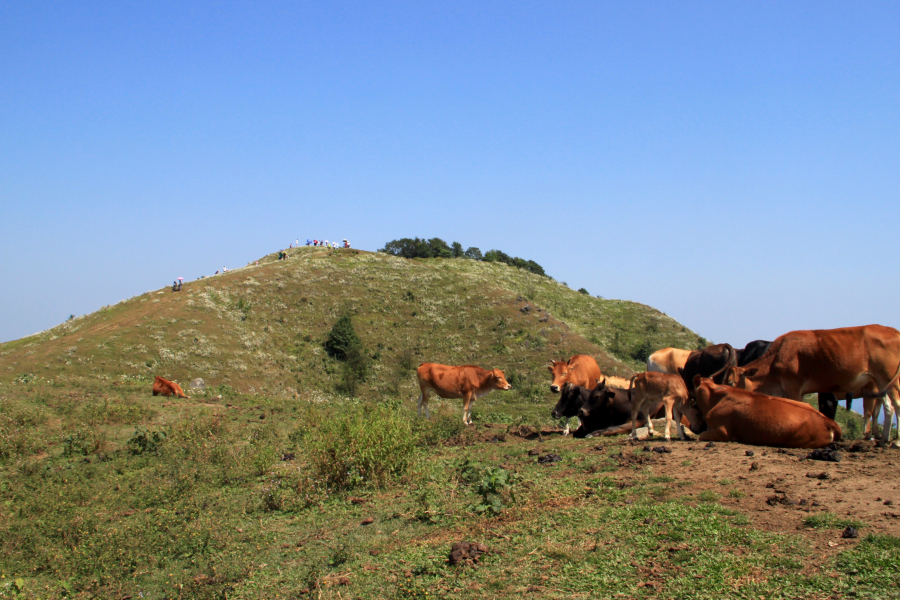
(567, 355), (602, 388)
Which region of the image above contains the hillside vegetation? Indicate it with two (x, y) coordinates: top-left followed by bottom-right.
(0, 247), (877, 600)
(0, 246), (704, 394)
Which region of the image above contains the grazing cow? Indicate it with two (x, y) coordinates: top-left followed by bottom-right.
(647, 348), (692, 375)
(152, 376), (189, 398)
(678, 343), (737, 397)
(691, 376), (841, 448)
(547, 355), (603, 435)
(722, 325), (900, 445)
(416, 363), (512, 425)
(629, 372), (701, 441)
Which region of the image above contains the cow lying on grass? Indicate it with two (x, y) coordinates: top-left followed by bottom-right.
(152, 376), (189, 398)
(691, 375), (841, 448)
(416, 363), (512, 425)
(629, 372), (701, 442)
(560, 378), (663, 438)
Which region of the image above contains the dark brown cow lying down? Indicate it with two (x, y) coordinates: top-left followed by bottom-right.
(152, 376), (189, 398)
(692, 376), (841, 448)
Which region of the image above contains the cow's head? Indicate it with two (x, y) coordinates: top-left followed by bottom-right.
(551, 382), (582, 419)
(722, 366), (758, 389)
(578, 378), (615, 419)
(547, 360), (570, 393)
(491, 369), (512, 390)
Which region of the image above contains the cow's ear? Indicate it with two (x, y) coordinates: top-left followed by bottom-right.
(547, 364), (554, 373)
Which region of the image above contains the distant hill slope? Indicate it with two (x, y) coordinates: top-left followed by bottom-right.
(0, 248), (705, 398)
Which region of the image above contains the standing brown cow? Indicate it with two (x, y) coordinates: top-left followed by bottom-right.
(416, 363), (512, 425)
(647, 348), (692, 375)
(152, 376), (189, 398)
(723, 325), (900, 446)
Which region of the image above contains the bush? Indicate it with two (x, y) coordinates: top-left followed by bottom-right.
(303, 403), (420, 490)
(127, 427), (167, 455)
(61, 425), (101, 457)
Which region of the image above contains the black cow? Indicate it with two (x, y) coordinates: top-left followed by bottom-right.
(550, 383), (593, 424)
(575, 378), (665, 438)
(736, 340), (771, 367)
(678, 344), (737, 397)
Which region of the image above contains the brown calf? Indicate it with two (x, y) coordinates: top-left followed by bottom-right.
(416, 363), (512, 425)
(629, 372), (699, 442)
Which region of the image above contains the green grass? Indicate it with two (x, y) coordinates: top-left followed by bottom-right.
(804, 513), (867, 530)
(0, 247), (878, 598)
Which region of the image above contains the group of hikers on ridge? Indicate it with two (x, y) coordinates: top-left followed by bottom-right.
(172, 238), (352, 290)
(279, 238), (350, 260)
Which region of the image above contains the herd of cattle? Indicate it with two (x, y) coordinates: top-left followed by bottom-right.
(415, 325), (900, 449)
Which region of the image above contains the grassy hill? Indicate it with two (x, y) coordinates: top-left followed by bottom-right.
(0, 247), (876, 600)
(0, 246), (705, 396)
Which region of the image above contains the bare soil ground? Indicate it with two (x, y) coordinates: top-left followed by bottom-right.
(506, 426), (900, 559)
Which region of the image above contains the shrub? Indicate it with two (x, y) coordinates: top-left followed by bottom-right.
(127, 427), (167, 455)
(631, 339), (653, 363)
(578, 288), (589, 295)
(61, 425), (101, 457)
(303, 403), (420, 490)
(324, 313), (362, 361)
(470, 466), (518, 514)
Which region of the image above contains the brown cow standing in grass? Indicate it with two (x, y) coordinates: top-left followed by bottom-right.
(692, 376), (841, 448)
(416, 363), (512, 425)
(722, 325), (900, 446)
(152, 376), (189, 398)
(629, 372), (700, 441)
(647, 348), (692, 375)
(547, 355), (608, 435)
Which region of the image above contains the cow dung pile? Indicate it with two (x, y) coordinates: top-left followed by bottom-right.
(448, 541), (488, 566)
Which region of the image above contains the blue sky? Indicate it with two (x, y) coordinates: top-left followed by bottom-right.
(2, 1), (899, 346)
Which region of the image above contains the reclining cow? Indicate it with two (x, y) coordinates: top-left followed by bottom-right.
(722, 325), (900, 446)
(416, 363), (512, 425)
(691, 375), (841, 448)
(152, 376), (189, 398)
(573, 378), (667, 438)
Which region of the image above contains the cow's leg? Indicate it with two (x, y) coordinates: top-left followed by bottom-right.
(663, 398), (674, 441)
(417, 389), (431, 419)
(673, 406), (686, 441)
(698, 426), (731, 442)
(462, 392), (474, 425)
(631, 403), (642, 440)
(864, 396), (879, 440)
(879, 397), (895, 447)
(563, 418), (571, 436)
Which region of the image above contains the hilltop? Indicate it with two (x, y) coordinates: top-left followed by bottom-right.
(0, 246), (705, 397)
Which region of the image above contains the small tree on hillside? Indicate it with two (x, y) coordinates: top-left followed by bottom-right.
(324, 313), (369, 396)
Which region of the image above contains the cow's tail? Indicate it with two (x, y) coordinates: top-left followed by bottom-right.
(864, 358), (900, 400)
(709, 344), (737, 384)
(628, 374), (638, 404)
